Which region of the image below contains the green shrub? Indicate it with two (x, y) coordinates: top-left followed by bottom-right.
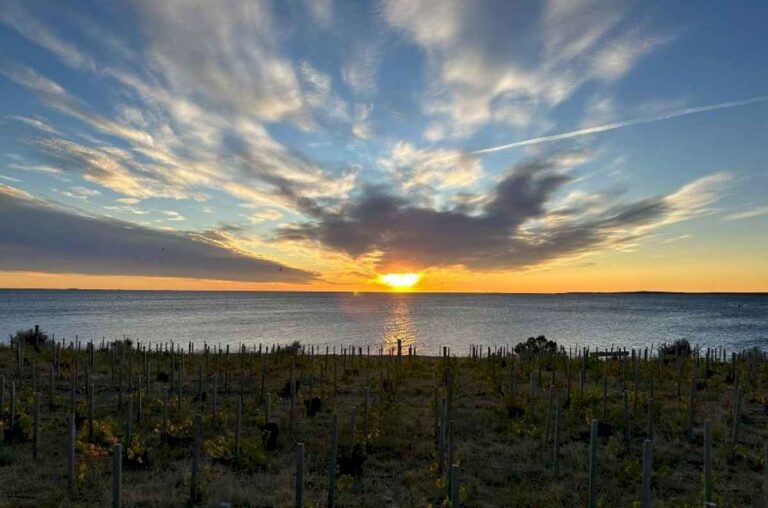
(9, 326), (48, 347)
(513, 335), (559, 355)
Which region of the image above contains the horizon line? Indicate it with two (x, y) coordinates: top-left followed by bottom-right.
(1, 287), (766, 295)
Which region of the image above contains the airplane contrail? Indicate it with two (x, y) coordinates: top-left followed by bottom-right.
(438, 94), (768, 159)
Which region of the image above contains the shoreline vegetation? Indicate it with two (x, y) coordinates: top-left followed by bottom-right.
(1, 329), (767, 506)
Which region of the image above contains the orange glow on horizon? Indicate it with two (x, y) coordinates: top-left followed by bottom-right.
(1, 246), (767, 296)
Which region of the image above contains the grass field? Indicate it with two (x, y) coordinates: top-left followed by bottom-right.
(0, 332), (767, 507)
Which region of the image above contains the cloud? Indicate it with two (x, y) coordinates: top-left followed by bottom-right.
(303, 0), (333, 29)
(382, 0), (670, 138)
(0, 185), (313, 283)
(279, 156), (730, 271)
(379, 141), (483, 195)
(342, 45), (379, 97)
(724, 206), (768, 221)
(59, 186), (101, 200)
(29, 138), (184, 199)
(0, 61), (154, 146)
(132, 0), (304, 123)
(248, 209), (283, 224)
(116, 197), (141, 205)
(159, 210), (185, 222)
(5, 115), (61, 135)
(1, 3), (358, 216)
(0, 0), (97, 71)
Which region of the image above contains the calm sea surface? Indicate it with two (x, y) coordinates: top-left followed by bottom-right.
(1, 290), (766, 354)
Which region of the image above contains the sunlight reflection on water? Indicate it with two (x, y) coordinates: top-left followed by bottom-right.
(380, 297), (416, 350)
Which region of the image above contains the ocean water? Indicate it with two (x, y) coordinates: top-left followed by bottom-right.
(1, 290), (766, 354)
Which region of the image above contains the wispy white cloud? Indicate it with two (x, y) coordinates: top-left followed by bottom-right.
(5, 114), (61, 135)
(303, 0), (333, 29)
(59, 185), (101, 200)
(379, 141), (483, 196)
(342, 44), (379, 97)
(0, 0), (97, 71)
(724, 206), (768, 221)
(383, 0), (670, 138)
(247, 209), (283, 224)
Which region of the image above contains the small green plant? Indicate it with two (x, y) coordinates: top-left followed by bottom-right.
(203, 433), (266, 472)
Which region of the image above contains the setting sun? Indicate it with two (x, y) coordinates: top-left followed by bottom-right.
(377, 273), (422, 290)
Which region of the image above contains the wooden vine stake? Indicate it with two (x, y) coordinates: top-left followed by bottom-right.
(450, 464), (461, 507)
(113, 443), (123, 508)
(328, 413), (339, 508)
(67, 413), (76, 494)
(33, 392), (40, 459)
(640, 439), (653, 508)
(704, 419), (713, 504)
(588, 419), (598, 508)
(294, 442), (304, 508)
(190, 414), (202, 504)
(553, 391), (560, 478)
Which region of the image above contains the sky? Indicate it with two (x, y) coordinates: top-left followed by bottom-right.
(0, 0), (766, 293)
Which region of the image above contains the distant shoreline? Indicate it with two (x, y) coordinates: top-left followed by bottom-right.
(0, 287), (766, 296)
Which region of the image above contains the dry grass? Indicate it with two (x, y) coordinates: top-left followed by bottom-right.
(0, 342), (767, 507)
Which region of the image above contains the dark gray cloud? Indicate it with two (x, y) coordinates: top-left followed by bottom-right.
(278, 158), (672, 270)
(0, 188), (313, 283)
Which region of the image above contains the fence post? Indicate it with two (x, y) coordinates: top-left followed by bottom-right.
(328, 413), (339, 508)
(113, 443), (123, 508)
(731, 387), (742, 452)
(49, 367), (55, 409)
(588, 419), (598, 508)
(126, 396), (133, 449)
(33, 392), (40, 459)
(295, 442), (304, 508)
(438, 398), (447, 473)
(544, 385), (554, 448)
(162, 389), (169, 444)
(602, 373), (608, 421)
(190, 414), (202, 503)
(640, 439), (653, 508)
(363, 387), (370, 444)
(235, 395), (242, 459)
(68, 413), (76, 494)
(553, 391), (560, 478)
(89, 383), (95, 442)
(704, 419), (712, 504)
(763, 441), (768, 505)
(623, 390), (630, 450)
(433, 387), (439, 446)
(10, 381), (16, 429)
(687, 365), (697, 440)
(450, 464), (460, 507)
(646, 398), (654, 440)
